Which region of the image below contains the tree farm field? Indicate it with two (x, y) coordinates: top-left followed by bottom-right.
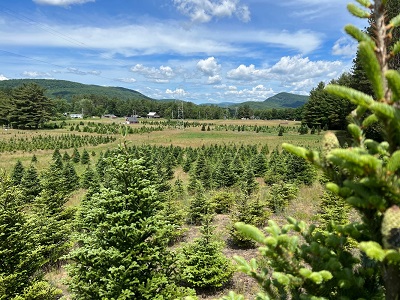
(0, 118), (322, 173)
(0, 117), (327, 299)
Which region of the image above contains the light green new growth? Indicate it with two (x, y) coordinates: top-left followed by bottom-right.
(226, 1), (400, 299)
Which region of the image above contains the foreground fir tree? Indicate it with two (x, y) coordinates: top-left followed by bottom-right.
(67, 146), (192, 299)
(0, 171), (62, 300)
(227, 1), (400, 299)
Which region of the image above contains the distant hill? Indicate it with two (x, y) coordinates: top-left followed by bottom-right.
(264, 92), (308, 108)
(219, 92), (309, 109)
(0, 79), (153, 101)
(0, 79), (308, 109)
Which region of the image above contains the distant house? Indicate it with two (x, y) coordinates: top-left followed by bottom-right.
(147, 112), (160, 118)
(126, 115), (139, 124)
(103, 114), (117, 119)
(70, 113), (83, 119)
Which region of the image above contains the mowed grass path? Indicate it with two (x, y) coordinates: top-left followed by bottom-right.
(0, 118), (323, 172)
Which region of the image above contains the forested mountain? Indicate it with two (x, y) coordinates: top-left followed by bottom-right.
(0, 79), (305, 121)
(0, 79), (152, 101)
(0, 79), (307, 109)
(218, 92), (308, 109)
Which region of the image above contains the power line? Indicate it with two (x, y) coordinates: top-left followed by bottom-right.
(0, 49), (120, 83)
(0, 4), (135, 80)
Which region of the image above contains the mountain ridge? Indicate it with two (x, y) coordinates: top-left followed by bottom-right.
(0, 79), (308, 109)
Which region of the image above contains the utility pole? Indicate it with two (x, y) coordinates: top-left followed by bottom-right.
(177, 100), (184, 130)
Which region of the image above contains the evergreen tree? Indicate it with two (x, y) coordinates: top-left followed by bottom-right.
(31, 154), (37, 164)
(8, 83), (53, 129)
(278, 126), (284, 136)
(67, 147), (192, 299)
(20, 164), (41, 203)
(0, 91), (11, 126)
(0, 171), (62, 299)
(11, 160), (25, 186)
(252, 152), (267, 177)
(229, 194), (269, 248)
(178, 214), (234, 289)
(52, 149), (62, 162)
(215, 154), (236, 188)
(72, 148), (80, 163)
(62, 161), (80, 192)
(239, 165), (258, 196)
(80, 148), (90, 165)
(81, 165), (98, 189)
(229, 2), (400, 298)
(188, 184), (215, 225)
(62, 151), (71, 162)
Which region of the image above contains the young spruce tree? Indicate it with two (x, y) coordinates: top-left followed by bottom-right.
(227, 1), (400, 299)
(67, 145), (192, 299)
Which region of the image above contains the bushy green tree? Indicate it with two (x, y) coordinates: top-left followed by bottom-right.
(20, 164), (41, 203)
(229, 2), (400, 298)
(0, 171), (62, 300)
(188, 184), (215, 225)
(81, 165), (98, 189)
(72, 148), (80, 163)
(8, 83), (54, 129)
(266, 182), (299, 213)
(178, 214), (234, 289)
(67, 146), (191, 299)
(11, 160), (25, 186)
(62, 161), (80, 192)
(80, 148), (90, 165)
(229, 195), (269, 248)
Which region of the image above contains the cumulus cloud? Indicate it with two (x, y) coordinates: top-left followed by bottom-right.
(33, 0), (94, 6)
(226, 55), (345, 95)
(332, 37), (357, 57)
(227, 64), (267, 81)
(166, 88), (187, 97)
(131, 64), (175, 83)
(173, 0), (250, 23)
(0, 74), (8, 80)
(208, 75), (222, 84)
(197, 57), (222, 84)
(228, 56), (342, 81)
(197, 57), (221, 76)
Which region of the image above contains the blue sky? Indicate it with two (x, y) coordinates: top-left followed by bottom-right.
(0, 0), (367, 104)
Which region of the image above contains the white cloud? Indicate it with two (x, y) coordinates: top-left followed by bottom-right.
(197, 57), (221, 76)
(224, 84), (274, 101)
(67, 68), (101, 75)
(21, 71), (52, 78)
(197, 57), (222, 84)
(173, 0), (250, 23)
(0, 17), (322, 56)
(0, 74), (8, 81)
(166, 88), (187, 97)
(226, 55), (345, 94)
(269, 55), (342, 80)
(33, 0), (94, 6)
(208, 75), (222, 84)
(332, 37), (357, 57)
(116, 77), (137, 83)
(131, 64), (175, 83)
(226, 64), (267, 81)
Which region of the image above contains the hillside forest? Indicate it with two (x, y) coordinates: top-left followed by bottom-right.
(1, 1), (400, 300)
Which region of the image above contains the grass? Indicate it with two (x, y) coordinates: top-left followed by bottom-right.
(2, 118), (328, 299)
(0, 118), (323, 172)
